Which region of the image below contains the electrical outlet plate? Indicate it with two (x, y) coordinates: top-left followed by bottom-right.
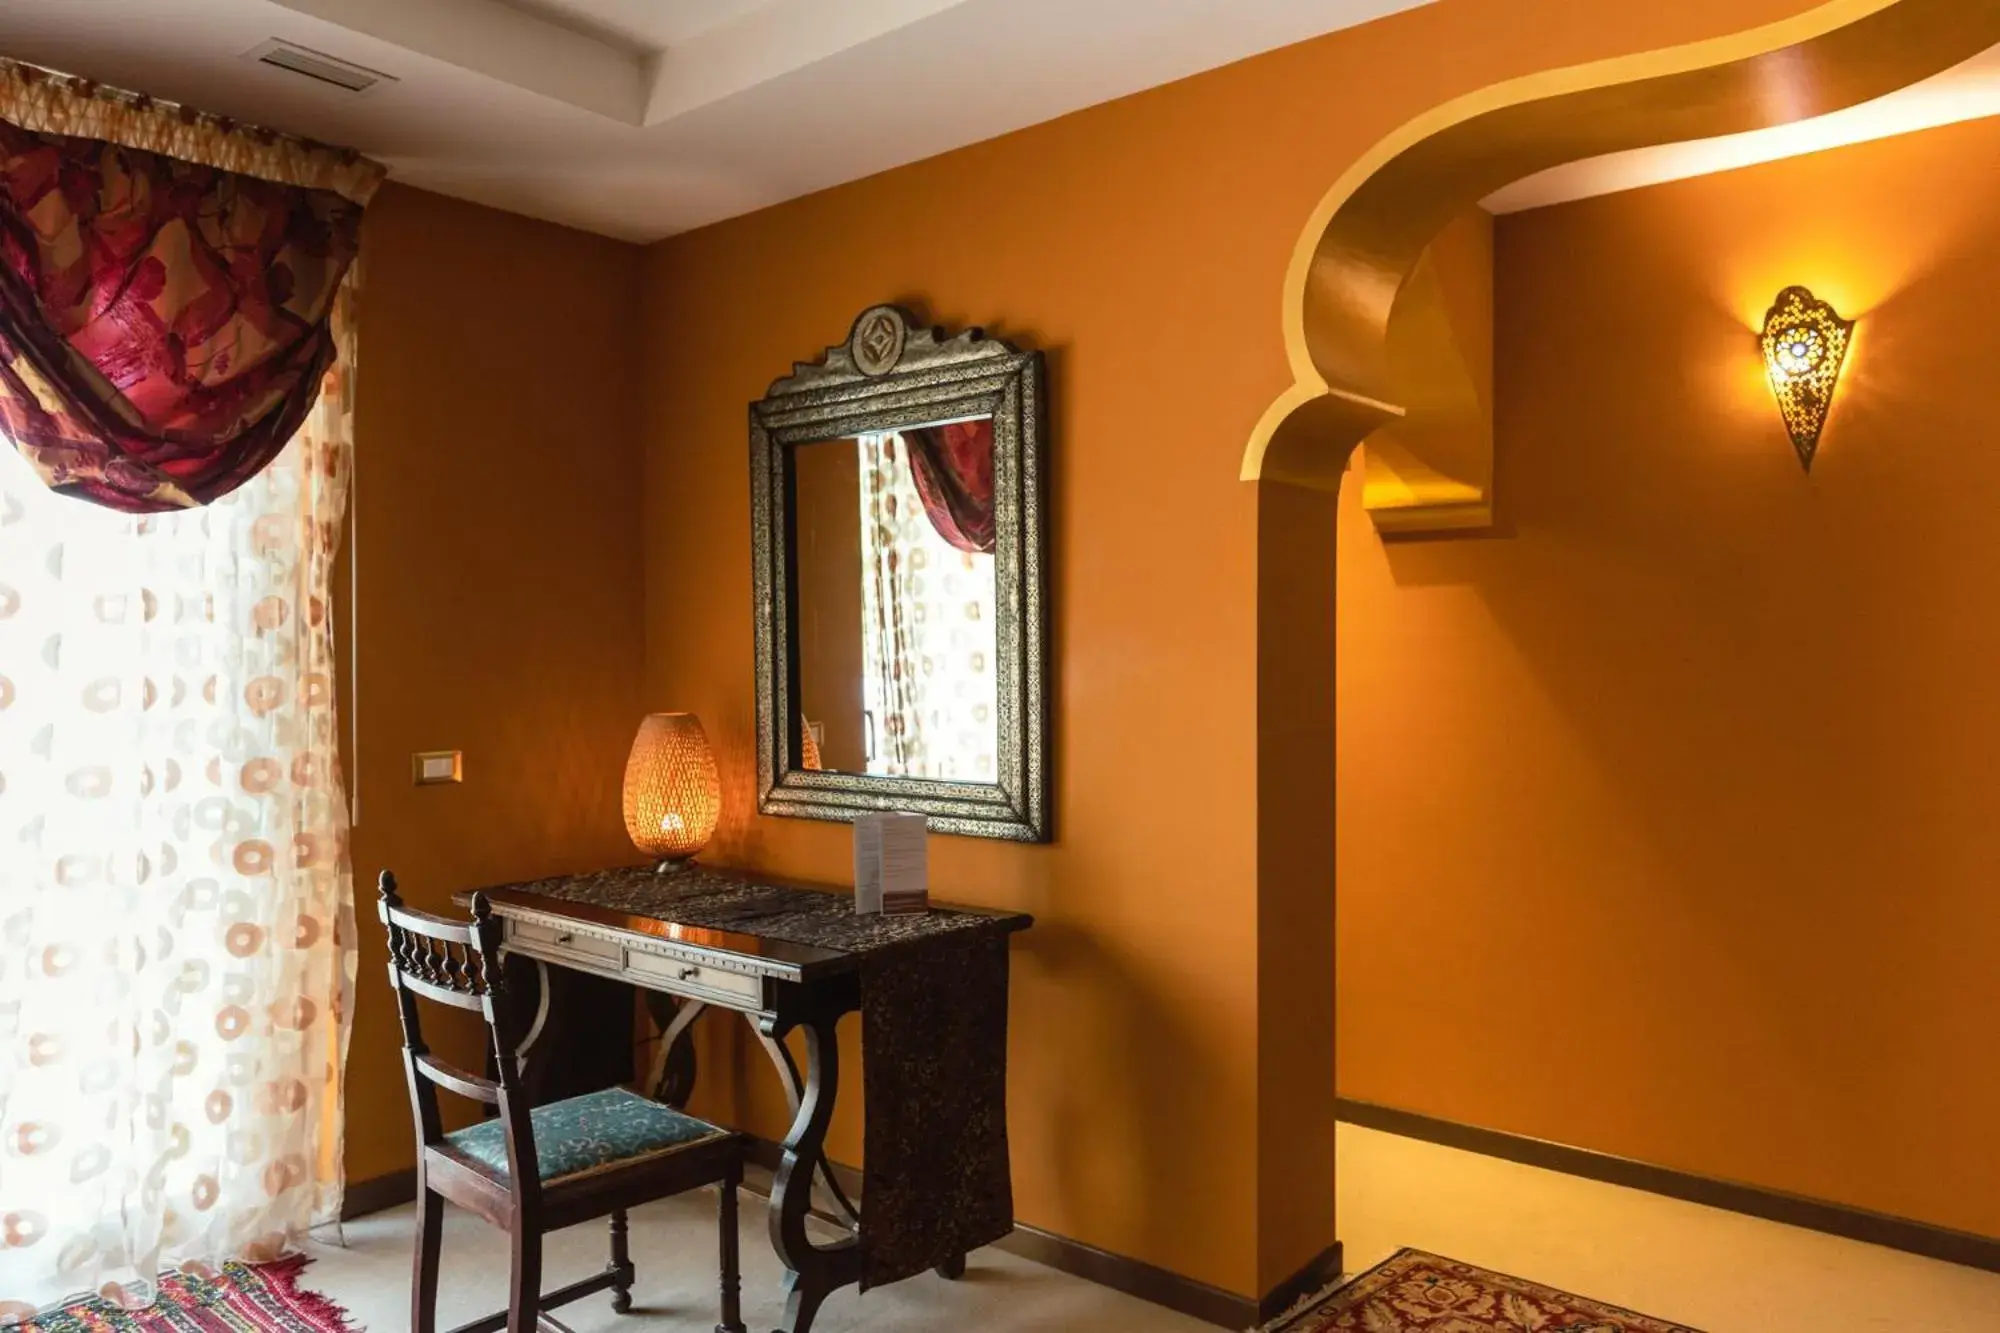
(412, 751), (463, 785)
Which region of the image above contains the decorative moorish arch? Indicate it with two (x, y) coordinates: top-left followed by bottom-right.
(1245, 0), (2000, 1307)
(1250, 0), (2000, 504)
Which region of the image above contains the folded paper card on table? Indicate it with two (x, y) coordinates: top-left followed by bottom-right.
(854, 812), (928, 915)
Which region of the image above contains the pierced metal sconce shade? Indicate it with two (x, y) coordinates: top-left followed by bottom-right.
(1760, 286), (1852, 471)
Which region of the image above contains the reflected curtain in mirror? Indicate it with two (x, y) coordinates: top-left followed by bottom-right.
(903, 420), (995, 554)
(858, 430), (998, 781)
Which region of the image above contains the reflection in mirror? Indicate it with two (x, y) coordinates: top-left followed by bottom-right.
(793, 419), (998, 783)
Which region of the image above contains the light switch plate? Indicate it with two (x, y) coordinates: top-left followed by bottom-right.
(412, 750), (463, 785)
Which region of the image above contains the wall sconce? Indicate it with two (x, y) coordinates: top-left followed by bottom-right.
(1760, 285), (1853, 471)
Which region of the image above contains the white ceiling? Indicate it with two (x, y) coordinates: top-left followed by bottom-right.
(7, 1), (1996, 243)
(0, 0), (1434, 242)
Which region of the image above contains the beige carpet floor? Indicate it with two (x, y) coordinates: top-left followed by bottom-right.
(301, 1186), (1213, 1332)
(1334, 1124), (2000, 1333)
(299, 1125), (2000, 1333)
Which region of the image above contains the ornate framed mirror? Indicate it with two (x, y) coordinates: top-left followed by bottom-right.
(750, 305), (1049, 842)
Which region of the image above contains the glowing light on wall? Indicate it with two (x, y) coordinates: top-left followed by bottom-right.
(1760, 285), (1853, 471)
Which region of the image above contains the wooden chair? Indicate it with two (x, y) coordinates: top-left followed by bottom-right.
(378, 871), (747, 1333)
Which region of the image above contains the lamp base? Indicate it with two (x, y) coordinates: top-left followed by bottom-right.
(653, 857), (697, 875)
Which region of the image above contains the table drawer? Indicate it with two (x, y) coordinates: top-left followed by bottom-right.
(627, 949), (763, 1004)
(508, 919), (622, 967)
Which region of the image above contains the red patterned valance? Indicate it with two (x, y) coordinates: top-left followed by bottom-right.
(0, 104), (368, 511)
(905, 418), (995, 554)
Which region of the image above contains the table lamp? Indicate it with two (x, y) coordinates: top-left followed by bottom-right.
(622, 712), (721, 871)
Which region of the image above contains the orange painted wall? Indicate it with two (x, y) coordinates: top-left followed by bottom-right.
(1336, 113), (2000, 1237)
(342, 183), (645, 1184)
(792, 443), (865, 773)
(634, 0), (1828, 1294)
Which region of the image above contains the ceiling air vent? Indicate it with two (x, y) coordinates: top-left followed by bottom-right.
(245, 40), (394, 94)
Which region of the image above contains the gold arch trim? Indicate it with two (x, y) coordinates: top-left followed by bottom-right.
(1244, 0), (2000, 498)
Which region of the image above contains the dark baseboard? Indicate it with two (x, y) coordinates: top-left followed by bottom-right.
(351, 1140), (1337, 1328)
(1257, 1240), (1343, 1325)
(998, 1220), (1259, 1329)
(1338, 1097), (2000, 1276)
(342, 1165), (417, 1221)
(348, 1104), (2000, 1314)
(744, 1137), (1332, 1329)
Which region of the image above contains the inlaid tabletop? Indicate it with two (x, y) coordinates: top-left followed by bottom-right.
(461, 863), (1032, 980)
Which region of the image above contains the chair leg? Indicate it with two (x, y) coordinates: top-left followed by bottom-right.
(716, 1170), (745, 1333)
(413, 1184), (444, 1333)
(508, 1225), (543, 1333)
(609, 1208), (635, 1314)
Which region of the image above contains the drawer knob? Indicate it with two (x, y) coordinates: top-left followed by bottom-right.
(555, 932), (574, 946)
(679, 966), (700, 981)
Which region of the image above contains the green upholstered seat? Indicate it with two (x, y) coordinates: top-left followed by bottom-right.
(445, 1087), (728, 1185)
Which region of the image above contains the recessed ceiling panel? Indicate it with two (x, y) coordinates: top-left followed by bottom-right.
(0, 0), (1435, 240)
(496, 0), (778, 54)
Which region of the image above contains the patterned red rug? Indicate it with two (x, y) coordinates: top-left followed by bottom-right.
(1276, 1249), (1702, 1332)
(16, 1257), (357, 1332)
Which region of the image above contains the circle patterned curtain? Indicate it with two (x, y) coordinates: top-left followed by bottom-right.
(0, 277), (359, 1315)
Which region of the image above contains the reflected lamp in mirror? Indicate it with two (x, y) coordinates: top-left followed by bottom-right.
(1760, 286), (1853, 471)
(622, 712), (721, 869)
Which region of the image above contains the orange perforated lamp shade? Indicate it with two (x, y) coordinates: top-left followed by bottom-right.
(622, 712), (721, 865)
(1760, 285), (1853, 472)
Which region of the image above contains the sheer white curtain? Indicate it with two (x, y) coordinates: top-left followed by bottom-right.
(858, 432), (998, 781)
(0, 282), (358, 1316)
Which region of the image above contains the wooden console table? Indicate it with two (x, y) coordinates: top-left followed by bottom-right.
(457, 864), (1032, 1333)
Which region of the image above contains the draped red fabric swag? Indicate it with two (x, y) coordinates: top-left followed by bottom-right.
(0, 119), (364, 512)
(904, 418), (996, 554)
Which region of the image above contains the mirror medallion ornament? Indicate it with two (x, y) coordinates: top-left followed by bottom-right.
(850, 305), (907, 376)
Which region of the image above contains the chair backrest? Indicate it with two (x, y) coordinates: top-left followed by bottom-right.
(377, 871), (543, 1188)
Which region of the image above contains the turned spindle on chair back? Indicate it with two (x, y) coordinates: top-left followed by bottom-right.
(377, 871), (542, 1189)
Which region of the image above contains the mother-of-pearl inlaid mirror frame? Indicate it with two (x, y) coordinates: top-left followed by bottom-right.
(750, 305), (1050, 842)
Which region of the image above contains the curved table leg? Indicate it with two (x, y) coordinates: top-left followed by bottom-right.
(517, 958), (553, 1059)
(503, 956), (555, 1104)
(762, 1008), (862, 1333)
(645, 993), (706, 1107)
(754, 1028), (861, 1231)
